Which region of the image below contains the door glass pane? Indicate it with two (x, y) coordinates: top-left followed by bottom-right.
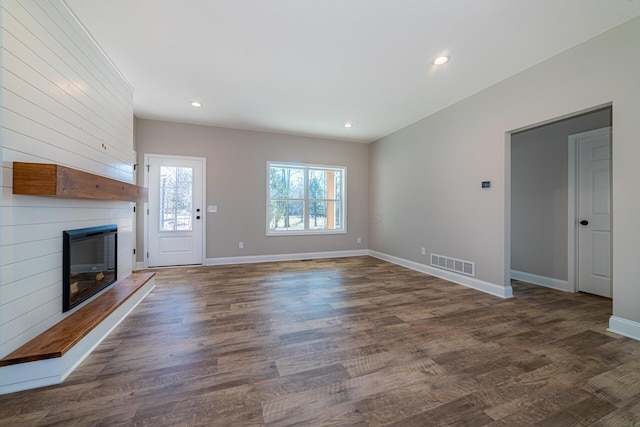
(160, 166), (193, 231)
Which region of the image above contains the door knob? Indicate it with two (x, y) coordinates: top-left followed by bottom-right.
(196, 216), (201, 220)
(580, 220), (589, 226)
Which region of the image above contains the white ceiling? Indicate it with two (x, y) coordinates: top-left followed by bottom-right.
(64, 0), (640, 143)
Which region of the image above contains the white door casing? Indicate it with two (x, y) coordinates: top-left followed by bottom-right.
(145, 154), (206, 267)
(132, 150), (137, 270)
(569, 128), (611, 298)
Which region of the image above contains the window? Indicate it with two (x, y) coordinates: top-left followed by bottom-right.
(159, 166), (193, 231)
(267, 162), (345, 235)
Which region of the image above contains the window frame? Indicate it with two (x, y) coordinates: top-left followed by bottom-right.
(266, 161), (347, 236)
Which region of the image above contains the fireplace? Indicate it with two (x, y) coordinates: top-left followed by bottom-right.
(63, 225), (117, 312)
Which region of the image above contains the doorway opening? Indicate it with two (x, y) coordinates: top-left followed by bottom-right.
(508, 105), (612, 296)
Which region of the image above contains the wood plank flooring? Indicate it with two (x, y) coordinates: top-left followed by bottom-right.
(0, 256), (639, 426)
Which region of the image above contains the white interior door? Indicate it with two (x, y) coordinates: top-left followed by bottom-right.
(576, 128), (611, 297)
(146, 154), (205, 267)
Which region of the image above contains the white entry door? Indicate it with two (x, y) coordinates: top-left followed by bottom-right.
(146, 154), (205, 267)
(576, 128), (611, 297)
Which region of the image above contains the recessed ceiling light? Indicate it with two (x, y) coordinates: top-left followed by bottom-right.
(344, 122), (353, 128)
(433, 55), (450, 65)
(190, 101), (202, 108)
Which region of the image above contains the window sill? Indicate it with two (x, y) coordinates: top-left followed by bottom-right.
(267, 230), (347, 237)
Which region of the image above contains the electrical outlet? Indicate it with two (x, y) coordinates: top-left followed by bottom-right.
(239, 242), (244, 249)
(421, 247), (426, 255)
(357, 237), (361, 244)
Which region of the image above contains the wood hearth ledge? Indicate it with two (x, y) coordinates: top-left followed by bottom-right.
(12, 162), (147, 203)
(0, 272), (155, 394)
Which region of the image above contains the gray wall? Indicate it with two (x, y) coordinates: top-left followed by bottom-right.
(511, 108), (611, 280)
(370, 16), (640, 326)
(135, 119), (369, 261)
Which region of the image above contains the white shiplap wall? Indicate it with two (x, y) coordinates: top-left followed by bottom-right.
(0, 0), (135, 358)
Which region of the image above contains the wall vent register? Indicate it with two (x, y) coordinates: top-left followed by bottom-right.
(430, 253), (475, 277)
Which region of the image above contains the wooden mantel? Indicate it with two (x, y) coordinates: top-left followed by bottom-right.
(13, 162), (147, 203)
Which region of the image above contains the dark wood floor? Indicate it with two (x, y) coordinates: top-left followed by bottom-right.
(1, 256), (639, 426)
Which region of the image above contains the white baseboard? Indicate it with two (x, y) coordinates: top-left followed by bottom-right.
(0, 278), (155, 395)
(510, 270), (571, 292)
(206, 249), (369, 266)
(369, 250), (512, 299)
(608, 316), (640, 342)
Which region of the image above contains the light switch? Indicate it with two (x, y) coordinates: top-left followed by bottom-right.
(207, 205), (217, 213)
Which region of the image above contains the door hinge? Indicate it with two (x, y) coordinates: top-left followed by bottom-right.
(147, 165), (150, 172)
(133, 248), (136, 255)
(133, 206), (136, 213)
(147, 208), (150, 215)
(147, 252), (149, 259)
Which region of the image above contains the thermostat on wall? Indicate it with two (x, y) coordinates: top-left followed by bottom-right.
(482, 181), (491, 188)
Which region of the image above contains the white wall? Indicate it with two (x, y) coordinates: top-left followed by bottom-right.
(511, 108), (611, 281)
(0, 0), (134, 357)
(370, 17), (640, 327)
(135, 119), (369, 263)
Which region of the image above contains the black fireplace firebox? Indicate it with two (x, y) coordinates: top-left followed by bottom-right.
(63, 225), (117, 312)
